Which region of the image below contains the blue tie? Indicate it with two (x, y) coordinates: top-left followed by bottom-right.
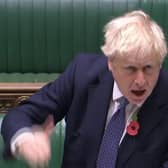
(97, 97), (128, 168)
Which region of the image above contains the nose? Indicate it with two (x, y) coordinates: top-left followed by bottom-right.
(134, 71), (146, 88)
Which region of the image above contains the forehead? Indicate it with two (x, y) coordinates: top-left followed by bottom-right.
(117, 54), (160, 66)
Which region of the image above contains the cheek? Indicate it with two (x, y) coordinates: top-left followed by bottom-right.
(148, 76), (159, 89)
(147, 72), (160, 85)
(116, 77), (133, 92)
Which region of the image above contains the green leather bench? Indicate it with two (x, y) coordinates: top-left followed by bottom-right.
(0, 114), (65, 168)
(0, 0), (167, 79)
(0, 0), (168, 168)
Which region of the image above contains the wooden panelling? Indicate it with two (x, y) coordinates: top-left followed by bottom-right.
(0, 83), (45, 113)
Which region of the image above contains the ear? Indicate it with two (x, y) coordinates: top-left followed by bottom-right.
(108, 60), (113, 71)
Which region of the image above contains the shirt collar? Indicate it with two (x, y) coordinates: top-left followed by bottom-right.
(113, 81), (123, 101)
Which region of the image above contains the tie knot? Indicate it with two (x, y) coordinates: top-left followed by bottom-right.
(119, 97), (128, 109)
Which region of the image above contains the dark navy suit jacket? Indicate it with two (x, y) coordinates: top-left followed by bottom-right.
(2, 53), (168, 168)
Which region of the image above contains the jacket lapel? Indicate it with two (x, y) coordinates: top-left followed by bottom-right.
(117, 76), (166, 167)
(80, 64), (114, 167)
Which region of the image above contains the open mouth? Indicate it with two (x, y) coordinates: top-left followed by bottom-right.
(131, 90), (146, 97)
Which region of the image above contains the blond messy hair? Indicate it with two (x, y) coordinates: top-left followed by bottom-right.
(101, 10), (167, 64)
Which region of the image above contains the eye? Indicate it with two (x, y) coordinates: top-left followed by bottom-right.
(124, 66), (137, 73)
(143, 65), (153, 74)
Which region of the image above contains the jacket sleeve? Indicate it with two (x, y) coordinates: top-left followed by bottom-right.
(1, 55), (78, 158)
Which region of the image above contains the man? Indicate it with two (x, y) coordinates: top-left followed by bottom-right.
(1, 10), (168, 168)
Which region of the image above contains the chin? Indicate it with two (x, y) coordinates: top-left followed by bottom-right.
(129, 95), (146, 105)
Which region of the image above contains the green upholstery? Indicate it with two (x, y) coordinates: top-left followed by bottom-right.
(0, 115), (65, 168)
(0, 0), (167, 76)
(0, 73), (59, 82)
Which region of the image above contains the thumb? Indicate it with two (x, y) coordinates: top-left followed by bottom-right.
(43, 115), (55, 136)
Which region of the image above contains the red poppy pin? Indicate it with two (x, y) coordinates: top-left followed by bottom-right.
(126, 110), (140, 136)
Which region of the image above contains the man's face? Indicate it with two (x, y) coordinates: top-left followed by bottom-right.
(108, 55), (161, 105)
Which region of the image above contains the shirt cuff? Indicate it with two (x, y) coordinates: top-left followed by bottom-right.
(10, 127), (34, 156)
